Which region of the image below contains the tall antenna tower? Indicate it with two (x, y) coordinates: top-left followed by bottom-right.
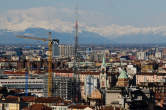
(73, 1), (79, 79)
(73, 1), (81, 102)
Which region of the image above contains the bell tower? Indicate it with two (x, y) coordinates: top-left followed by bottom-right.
(100, 55), (107, 89)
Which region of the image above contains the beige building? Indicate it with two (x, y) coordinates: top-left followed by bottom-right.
(105, 89), (124, 108)
(136, 73), (166, 85)
(0, 96), (20, 110)
(59, 44), (73, 58)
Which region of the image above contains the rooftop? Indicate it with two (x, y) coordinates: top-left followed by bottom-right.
(24, 104), (52, 110)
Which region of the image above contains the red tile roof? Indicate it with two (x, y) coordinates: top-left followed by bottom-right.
(68, 104), (91, 109)
(4, 71), (26, 75)
(63, 100), (72, 105)
(21, 96), (36, 102)
(27, 104), (52, 110)
(80, 72), (100, 75)
(35, 97), (63, 103)
(21, 96), (63, 103)
(6, 96), (19, 100)
(101, 106), (121, 110)
(3, 96), (20, 102)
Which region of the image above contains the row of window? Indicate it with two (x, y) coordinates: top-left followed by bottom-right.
(1, 81), (43, 84)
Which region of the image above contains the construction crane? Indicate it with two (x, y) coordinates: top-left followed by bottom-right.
(17, 32), (59, 97)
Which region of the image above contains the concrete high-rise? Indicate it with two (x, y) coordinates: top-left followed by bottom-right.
(59, 45), (73, 58)
(44, 74), (80, 101)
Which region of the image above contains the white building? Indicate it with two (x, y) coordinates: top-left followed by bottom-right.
(136, 52), (146, 60)
(155, 52), (162, 59)
(0, 75), (44, 97)
(126, 65), (137, 79)
(84, 75), (99, 98)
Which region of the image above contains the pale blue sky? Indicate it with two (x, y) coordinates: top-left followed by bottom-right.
(1, 0), (166, 26)
(1, 0), (166, 37)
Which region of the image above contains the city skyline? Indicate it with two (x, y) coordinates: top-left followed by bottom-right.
(0, 1), (166, 109)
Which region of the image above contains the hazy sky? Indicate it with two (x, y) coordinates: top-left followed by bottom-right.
(1, 0), (166, 37)
(1, 0), (166, 26)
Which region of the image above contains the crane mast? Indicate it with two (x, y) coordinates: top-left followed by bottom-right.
(48, 32), (53, 97)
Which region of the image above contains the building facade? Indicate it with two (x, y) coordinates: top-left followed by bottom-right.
(59, 45), (73, 58)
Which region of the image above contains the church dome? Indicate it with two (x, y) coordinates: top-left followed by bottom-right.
(118, 69), (128, 79)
